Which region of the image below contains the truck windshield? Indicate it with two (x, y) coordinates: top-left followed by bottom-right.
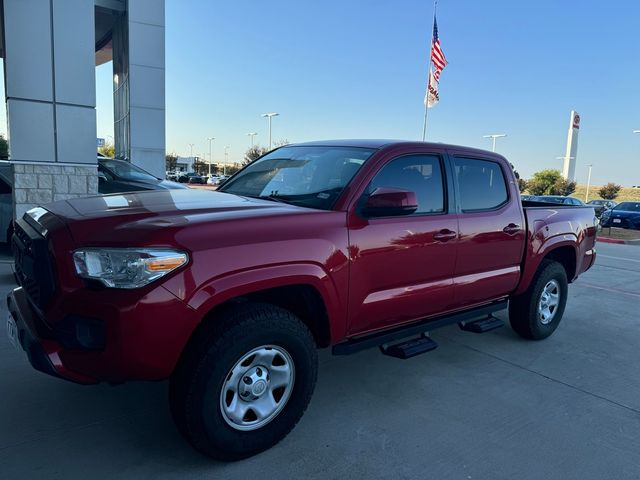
(219, 146), (376, 210)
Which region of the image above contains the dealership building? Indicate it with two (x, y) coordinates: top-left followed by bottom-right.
(0, 0), (165, 219)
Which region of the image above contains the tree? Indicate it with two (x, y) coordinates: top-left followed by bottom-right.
(0, 134), (8, 160)
(166, 153), (178, 171)
(599, 182), (622, 200)
(273, 139), (290, 148)
(244, 145), (269, 166)
(549, 178), (577, 196)
(526, 169), (562, 196)
(98, 142), (115, 158)
(192, 158), (209, 175)
(517, 178), (528, 193)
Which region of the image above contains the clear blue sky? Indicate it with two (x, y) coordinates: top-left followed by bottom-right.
(6, 1), (640, 185)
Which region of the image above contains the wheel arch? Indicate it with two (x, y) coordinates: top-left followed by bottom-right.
(186, 263), (346, 349)
(514, 237), (578, 295)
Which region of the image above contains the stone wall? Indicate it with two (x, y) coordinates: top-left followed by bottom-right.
(13, 164), (98, 219)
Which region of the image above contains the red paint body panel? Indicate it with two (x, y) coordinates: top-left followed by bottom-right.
(11, 141), (597, 383)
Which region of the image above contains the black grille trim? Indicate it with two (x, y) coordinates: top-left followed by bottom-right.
(12, 219), (57, 310)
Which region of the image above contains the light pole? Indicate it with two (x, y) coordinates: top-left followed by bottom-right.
(224, 145), (230, 176)
(585, 164), (593, 202)
(206, 137), (215, 175)
(482, 134), (507, 152)
(188, 143), (195, 157)
(261, 113), (279, 149)
(247, 132), (258, 147)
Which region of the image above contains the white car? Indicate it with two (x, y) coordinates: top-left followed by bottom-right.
(207, 175), (221, 185)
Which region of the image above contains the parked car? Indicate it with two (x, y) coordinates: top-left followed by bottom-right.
(0, 164), (13, 243)
(8, 140), (596, 460)
(177, 172), (201, 183)
(207, 175), (222, 185)
(586, 199), (617, 217)
(98, 158), (187, 194)
(527, 195), (585, 206)
(0, 158), (186, 243)
(600, 202), (640, 230)
(188, 176), (206, 185)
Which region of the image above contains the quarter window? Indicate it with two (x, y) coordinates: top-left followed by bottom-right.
(453, 157), (508, 211)
(368, 155), (445, 214)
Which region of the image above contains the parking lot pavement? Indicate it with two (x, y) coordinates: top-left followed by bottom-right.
(1, 242), (639, 480)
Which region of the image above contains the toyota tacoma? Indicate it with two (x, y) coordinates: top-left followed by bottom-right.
(7, 140), (597, 460)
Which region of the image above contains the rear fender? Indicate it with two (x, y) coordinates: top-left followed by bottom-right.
(514, 234), (578, 296)
(187, 263), (346, 343)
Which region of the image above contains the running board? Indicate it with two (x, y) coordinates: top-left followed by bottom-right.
(332, 300), (508, 356)
(458, 315), (505, 333)
(380, 334), (438, 359)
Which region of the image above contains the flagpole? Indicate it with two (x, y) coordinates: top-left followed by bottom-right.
(421, 0), (438, 141)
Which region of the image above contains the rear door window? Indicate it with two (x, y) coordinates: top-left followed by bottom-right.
(453, 157), (508, 212)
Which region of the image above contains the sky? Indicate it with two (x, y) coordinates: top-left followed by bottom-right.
(5, 0), (640, 185)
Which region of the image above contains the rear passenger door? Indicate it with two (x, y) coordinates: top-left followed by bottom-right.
(449, 154), (525, 307)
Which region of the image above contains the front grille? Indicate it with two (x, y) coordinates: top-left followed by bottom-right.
(12, 220), (57, 309)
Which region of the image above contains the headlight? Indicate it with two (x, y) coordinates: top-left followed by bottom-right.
(73, 248), (188, 289)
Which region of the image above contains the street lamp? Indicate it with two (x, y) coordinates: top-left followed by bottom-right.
(482, 134), (507, 152)
(247, 132), (258, 147)
(188, 143), (195, 157)
(585, 164), (593, 202)
(206, 137), (215, 175)
(223, 145), (230, 176)
(261, 113), (279, 149)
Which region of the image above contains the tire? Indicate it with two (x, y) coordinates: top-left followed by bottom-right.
(509, 260), (568, 340)
(169, 302), (318, 461)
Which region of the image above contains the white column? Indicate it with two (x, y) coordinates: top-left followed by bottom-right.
(126, 0), (166, 178)
(4, 0), (97, 219)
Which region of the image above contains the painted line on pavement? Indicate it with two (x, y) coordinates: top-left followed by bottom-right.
(598, 254), (640, 264)
(577, 282), (640, 299)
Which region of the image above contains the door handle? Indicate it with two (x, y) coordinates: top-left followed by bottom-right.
(433, 229), (457, 242)
(503, 223), (521, 235)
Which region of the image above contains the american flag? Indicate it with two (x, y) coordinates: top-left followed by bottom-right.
(430, 17), (447, 82)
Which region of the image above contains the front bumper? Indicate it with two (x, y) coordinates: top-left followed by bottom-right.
(8, 287), (98, 384)
(8, 283), (201, 384)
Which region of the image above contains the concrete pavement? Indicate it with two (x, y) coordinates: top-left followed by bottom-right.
(1, 243), (639, 479)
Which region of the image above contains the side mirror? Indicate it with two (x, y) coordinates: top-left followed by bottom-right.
(98, 173), (108, 184)
(361, 187), (418, 218)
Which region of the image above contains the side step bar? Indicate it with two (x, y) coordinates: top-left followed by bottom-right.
(380, 334), (438, 359)
(332, 300), (508, 356)
(458, 315), (504, 333)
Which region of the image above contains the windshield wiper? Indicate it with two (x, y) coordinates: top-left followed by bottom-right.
(258, 194), (291, 204)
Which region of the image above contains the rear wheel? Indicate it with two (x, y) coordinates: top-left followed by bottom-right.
(509, 260), (568, 340)
(169, 303), (318, 460)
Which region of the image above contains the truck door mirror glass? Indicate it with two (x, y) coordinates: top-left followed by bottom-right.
(362, 188), (418, 218)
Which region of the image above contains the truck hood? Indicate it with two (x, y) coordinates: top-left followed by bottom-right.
(44, 189), (309, 245)
(48, 189), (289, 218)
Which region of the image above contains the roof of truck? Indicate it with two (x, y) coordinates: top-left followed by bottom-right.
(290, 139), (499, 157)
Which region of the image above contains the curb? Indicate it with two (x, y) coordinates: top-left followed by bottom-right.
(597, 236), (640, 246)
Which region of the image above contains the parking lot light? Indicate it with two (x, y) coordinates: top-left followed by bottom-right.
(261, 113), (279, 149)
(482, 134), (506, 152)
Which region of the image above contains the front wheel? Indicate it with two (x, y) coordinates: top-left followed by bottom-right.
(509, 260), (568, 340)
(169, 303), (318, 461)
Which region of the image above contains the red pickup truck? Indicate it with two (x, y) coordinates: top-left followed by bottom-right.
(7, 140), (596, 460)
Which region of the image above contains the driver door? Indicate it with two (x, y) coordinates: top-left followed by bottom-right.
(347, 153), (459, 335)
